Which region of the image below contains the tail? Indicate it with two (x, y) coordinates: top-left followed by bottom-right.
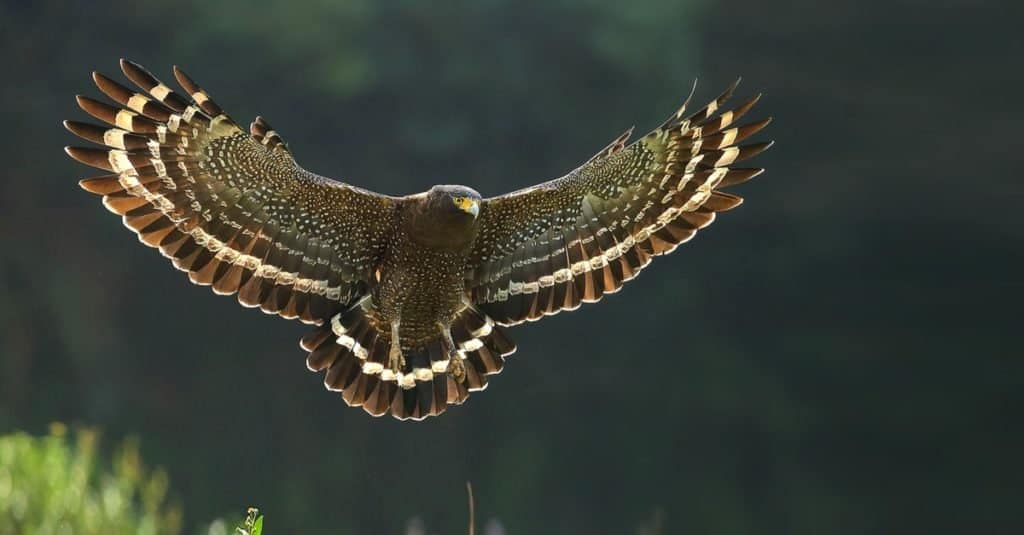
(300, 298), (516, 420)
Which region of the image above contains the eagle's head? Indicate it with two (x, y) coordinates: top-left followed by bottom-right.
(405, 185), (483, 250)
(426, 184), (481, 220)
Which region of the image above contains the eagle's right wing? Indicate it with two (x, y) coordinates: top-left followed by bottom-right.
(65, 60), (399, 324)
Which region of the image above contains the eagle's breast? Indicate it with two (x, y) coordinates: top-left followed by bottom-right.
(370, 201), (478, 348)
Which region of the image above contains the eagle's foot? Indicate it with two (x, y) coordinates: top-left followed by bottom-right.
(448, 356), (466, 383)
(388, 320), (405, 374)
(438, 322), (465, 383)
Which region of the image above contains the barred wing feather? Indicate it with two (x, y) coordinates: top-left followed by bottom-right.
(65, 60), (397, 324)
(467, 80), (772, 325)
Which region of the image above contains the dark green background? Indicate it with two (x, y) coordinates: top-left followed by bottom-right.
(1, 1), (1020, 533)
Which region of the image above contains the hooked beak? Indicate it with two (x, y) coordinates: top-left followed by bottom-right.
(467, 200), (479, 219)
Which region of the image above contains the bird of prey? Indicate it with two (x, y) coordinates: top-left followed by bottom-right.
(65, 60), (772, 420)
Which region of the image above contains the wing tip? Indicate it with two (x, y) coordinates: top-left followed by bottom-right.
(119, 58), (158, 87)
(63, 121), (96, 144)
(78, 176), (107, 194)
(67, 146), (112, 190)
(716, 77), (742, 104)
(171, 64), (187, 79)
(171, 64), (186, 82)
(678, 77), (700, 117)
(172, 64), (199, 94)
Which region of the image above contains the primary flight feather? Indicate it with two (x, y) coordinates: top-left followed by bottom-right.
(65, 60), (772, 420)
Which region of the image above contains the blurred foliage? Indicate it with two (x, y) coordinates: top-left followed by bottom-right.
(0, 0), (1021, 534)
(235, 508), (263, 535)
(0, 424), (181, 535)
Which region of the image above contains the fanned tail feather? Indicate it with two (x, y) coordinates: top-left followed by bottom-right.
(301, 299), (516, 420)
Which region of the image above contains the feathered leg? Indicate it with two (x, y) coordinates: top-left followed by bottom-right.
(438, 322), (466, 383)
(388, 319), (405, 376)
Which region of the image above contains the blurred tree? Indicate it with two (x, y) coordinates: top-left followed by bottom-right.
(0, 425), (181, 534)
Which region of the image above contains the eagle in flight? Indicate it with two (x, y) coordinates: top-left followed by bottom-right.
(65, 60), (772, 420)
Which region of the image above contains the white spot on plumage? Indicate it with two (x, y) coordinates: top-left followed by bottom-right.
(114, 110), (136, 130)
(127, 94), (150, 113)
(151, 83), (172, 101)
(553, 268), (573, 283)
(362, 362), (383, 375)
(151, 158), (167, 179)
(719, 110), (734, 128)
(715, 147), (740, 167)
(470, 318), (493, 338)
(108, 150), (133, 173)
(103, 129), (127, 149)
(720, 127), (738, 148)
(461, 338), (484, 352)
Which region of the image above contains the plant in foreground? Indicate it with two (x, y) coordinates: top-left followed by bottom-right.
(234, 507), (263, 535)
(0, 424), (182, 534)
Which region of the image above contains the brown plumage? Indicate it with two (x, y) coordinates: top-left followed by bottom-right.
(65, 60), (772, 420)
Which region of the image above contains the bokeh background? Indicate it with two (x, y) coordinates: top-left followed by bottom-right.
(1, 0), (1020, 533)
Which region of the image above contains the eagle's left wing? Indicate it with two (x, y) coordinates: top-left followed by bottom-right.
(65, 60), (400, 325)
(467, 81), (771, 325)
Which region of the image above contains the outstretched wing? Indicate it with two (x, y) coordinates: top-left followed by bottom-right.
(467, 80), (771, 325)
(65, 60), (398, 324)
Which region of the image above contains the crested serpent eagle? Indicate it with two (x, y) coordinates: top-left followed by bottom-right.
(65, 60), (772, 420)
